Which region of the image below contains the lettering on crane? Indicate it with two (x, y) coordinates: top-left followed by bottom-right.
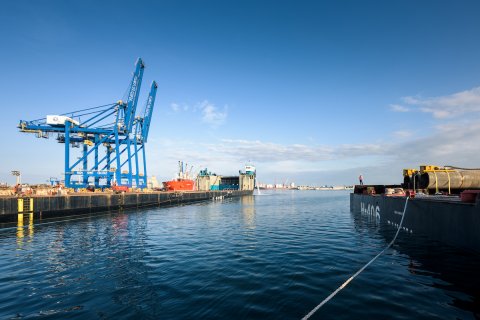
(128, 77), (139, 103)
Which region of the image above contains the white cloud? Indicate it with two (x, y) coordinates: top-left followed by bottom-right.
(390, 104), (410, 112)
(401, 86), (480, 119)
(392, 130), (413, 138)
(170, 100), (228, 127)
(197, 100), (227, 127)
(170, 103), (189, 112)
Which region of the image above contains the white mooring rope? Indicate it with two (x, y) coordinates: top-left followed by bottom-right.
(302, 197), (410, 320)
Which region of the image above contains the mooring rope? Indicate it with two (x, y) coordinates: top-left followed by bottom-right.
(302, 197), (410, 320)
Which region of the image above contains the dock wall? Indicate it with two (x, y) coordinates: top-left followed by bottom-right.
(0, 190), (252, 223)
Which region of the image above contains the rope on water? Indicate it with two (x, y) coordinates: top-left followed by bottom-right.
(302, 197), (410, 320)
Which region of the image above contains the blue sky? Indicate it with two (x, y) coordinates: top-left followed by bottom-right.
(1, 0), (480, 186)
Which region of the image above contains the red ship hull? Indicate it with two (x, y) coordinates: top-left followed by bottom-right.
(163, 179), (195, 191)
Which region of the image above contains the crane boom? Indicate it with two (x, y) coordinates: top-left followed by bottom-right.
(123, 58), (145, 134)
(141, 81), (158, 143)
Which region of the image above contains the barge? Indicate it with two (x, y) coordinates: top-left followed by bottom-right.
(350, 165), (480, 253)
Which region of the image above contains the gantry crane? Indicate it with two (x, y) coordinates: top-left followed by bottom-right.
(18, 58), (157, 189)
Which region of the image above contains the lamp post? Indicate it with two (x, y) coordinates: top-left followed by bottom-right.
(11, 171), (21, 185)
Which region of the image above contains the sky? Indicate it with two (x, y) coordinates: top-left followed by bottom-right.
(1, 0), (480, 186)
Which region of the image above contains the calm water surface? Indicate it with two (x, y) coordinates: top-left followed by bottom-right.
(1, 191), (479, 319)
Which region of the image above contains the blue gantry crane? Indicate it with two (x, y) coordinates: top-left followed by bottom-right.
(18, 58), (158, 189)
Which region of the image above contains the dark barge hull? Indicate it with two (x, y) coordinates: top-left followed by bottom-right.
(0, 190), (252, 223)
(350, 192), (480, 253)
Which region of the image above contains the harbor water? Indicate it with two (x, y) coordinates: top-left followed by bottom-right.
(1, 190), (479, 319)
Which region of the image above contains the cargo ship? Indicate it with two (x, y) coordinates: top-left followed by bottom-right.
(350, 165), (480, 253)
(163, 179), (194, 191)
(195, 164), (256, 191)
(162, 161), (195, 191)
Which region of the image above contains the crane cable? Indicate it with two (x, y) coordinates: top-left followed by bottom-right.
(302, 197), (410, 320)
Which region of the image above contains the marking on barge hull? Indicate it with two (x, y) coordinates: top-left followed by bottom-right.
(360, 202), (380, 221)
(388, 220), (413, 233)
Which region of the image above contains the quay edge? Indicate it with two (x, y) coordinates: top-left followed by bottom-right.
(350, 192), (480, 253)
(0, 190), (253, 223)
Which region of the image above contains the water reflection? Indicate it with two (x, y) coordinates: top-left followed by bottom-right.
(16, 213), (35, 249)
(241, 196), (256, 229)
(352, 211), (480, 318)
(12, 211), (164, 318)
(394, 237), (480, 318)
(16, 214), (24, 248)
(28, 213), (35, 241)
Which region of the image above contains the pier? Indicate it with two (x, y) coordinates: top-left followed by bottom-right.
(0, 190), (252, 223)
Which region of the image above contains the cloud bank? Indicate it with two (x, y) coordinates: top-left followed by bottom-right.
(134, 86), (480, 185)
(206, 139), (389, 162)
(399, 86), (480, 119)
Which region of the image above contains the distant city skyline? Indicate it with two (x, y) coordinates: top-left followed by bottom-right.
(1, 1), (480, 186)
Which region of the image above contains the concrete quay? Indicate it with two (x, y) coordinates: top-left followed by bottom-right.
(0, 190), (252, 223)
